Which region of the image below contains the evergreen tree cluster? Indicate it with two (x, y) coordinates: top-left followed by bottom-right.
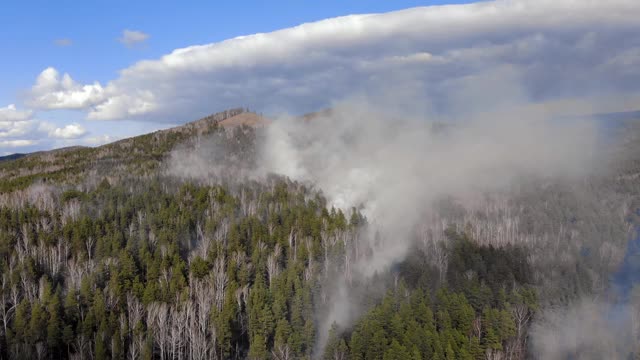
(325, 232), (537, 360)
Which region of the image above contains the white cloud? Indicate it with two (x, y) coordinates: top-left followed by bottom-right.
(48, 123), (86, 139)
(0, 104), (32, 122)
(0, 140), (37, 148)
(54, 38), (73, 47)
(88, 91), (157, 120)
(28, 67), (105, 110)
(0, 104), (93, 153)
(0, 120), (34, 139)
(0, 105), (37, 139)
(24, 0), (640, 122)
(82, 134), (118, 146)
(119, 29), (149, 47)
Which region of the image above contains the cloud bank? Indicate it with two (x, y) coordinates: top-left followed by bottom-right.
(25, 0), (640, 122)
(0, 104), (87, 154)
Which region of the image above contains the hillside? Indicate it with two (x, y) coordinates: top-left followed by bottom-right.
(0, 109), (266, 193)
(0, 108), (639, 359)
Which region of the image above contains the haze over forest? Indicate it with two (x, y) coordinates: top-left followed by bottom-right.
(1, 0), (640, 359)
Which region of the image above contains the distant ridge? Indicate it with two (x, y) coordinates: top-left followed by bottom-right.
(0, 146), (89, 163)
(0, 153), (27, 162)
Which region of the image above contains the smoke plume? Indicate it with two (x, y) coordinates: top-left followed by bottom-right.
(259, 77), (603, 354)
(166, 71), (620, 357)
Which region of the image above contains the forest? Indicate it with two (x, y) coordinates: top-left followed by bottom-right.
(0, 109), (638, 359)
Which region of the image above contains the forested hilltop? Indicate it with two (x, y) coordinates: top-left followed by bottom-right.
(0, 109), (639, 359)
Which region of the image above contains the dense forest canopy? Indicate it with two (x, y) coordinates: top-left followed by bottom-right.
(0, 108), (639, 359)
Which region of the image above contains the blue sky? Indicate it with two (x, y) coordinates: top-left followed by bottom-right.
(1, 0), (639, 155)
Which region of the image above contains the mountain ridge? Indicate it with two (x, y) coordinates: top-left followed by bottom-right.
(0, 109), (268, 192)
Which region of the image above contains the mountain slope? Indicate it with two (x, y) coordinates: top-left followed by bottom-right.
(0, 109), (266, 193)
(1, 108), (640, 359)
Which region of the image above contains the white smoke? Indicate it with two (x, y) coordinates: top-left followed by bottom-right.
(531, 298), (639, 359)
(260, 77), (603, 354)
(262, 99), (599, 273)
(164, 69), (611, 357)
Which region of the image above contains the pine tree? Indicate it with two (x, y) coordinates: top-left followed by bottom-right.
(349, 326), (365, 360)
(383, 339), (410, 360)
